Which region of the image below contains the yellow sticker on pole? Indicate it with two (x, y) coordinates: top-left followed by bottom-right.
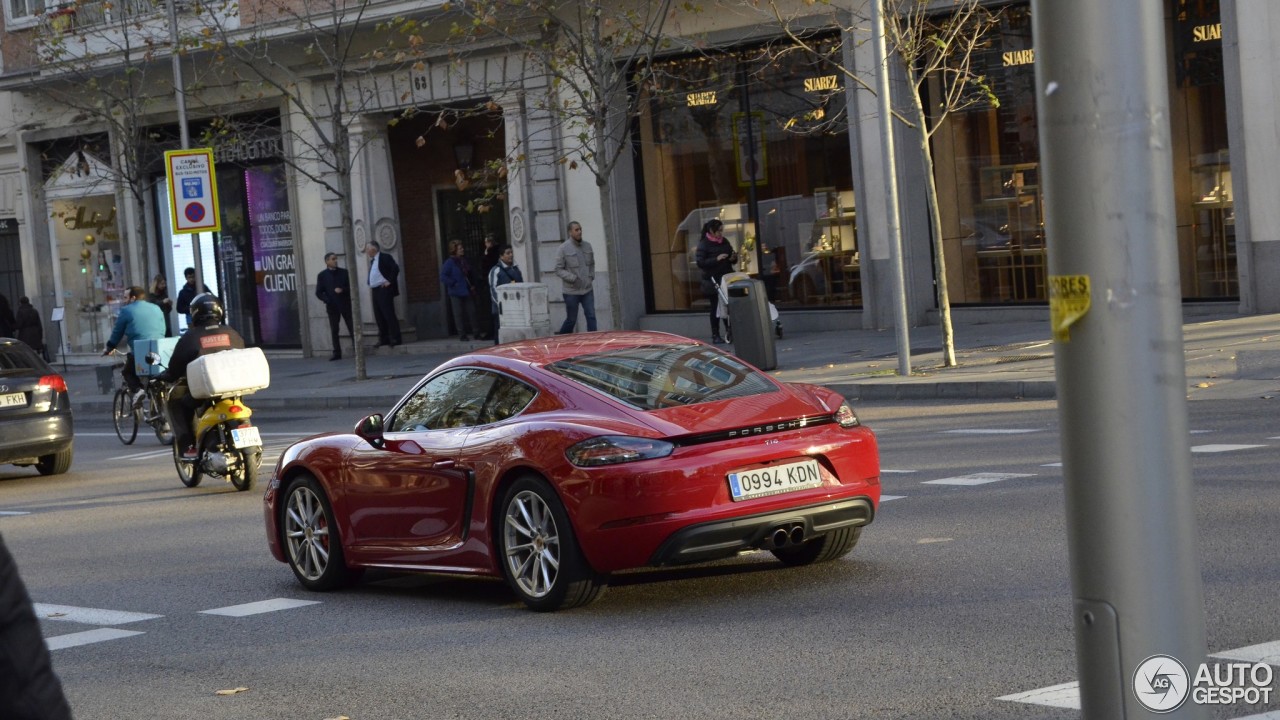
(1049, 275), (1090, 342)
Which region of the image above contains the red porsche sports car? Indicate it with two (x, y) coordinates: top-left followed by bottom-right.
(264, 331), (880, 610)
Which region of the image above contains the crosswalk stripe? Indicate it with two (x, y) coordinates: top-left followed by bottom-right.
(0, 511), (31, 516)
(1192, 444), (1268, 453)
(46, 628), (145, 651)
(199, 598), (320, 617)
(881, 469), (916, 474)
(1001, 641), (1280, 710)
(996, 681), (1080, 709)
(1212, 640), (1280, 665)
(879, 495), (906, 502)
(35, 603), (162, 625)
(923, 472), (1035, 486)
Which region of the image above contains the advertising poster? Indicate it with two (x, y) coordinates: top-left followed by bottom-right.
(247, 165), (299, 345)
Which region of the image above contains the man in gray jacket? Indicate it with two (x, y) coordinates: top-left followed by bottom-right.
(553, 221), (597, 333)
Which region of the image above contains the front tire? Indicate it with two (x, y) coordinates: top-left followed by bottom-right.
(36, 445), (73, 476)
(771, 526), (862, 567)
(113, 388), (138, 445)
(498, 475), (605, 611)
(282, 475), (361, 591)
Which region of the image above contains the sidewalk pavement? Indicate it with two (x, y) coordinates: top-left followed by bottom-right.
(58, 311), (1280, 417)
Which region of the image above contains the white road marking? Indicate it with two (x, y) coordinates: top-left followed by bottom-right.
(881, 469), (916, 474)
(1212, 640), (1280, 665)
(879, 495), (905, 502)
(1191, 444), (1267, 453)
(996, 681), (1080, 709)
(0, 511), (31, 516)
(199, 598), (320, 617)
(108, 449), (173, 461)
(1190, 429), (1213, 434)
(1001, 640), (1280, 710)
(923, 472), (1035, 486)
(35, 603), (162, 625)
(941, 429), (1040, 434)
(1041, 462), (1062, 467)
(46, 628), (145, 651)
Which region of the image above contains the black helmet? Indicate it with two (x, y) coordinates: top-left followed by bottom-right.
(190, 293), (224, 326)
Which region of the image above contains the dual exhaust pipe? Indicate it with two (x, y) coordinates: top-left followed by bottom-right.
(767, 523), (806, 549)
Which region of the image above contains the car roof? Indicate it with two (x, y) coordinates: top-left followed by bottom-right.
(474, 331), (700, 366)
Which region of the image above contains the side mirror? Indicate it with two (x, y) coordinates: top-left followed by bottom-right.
(355, 414), (385, 449)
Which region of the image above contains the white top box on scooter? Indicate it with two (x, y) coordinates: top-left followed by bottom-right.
(188, 347), (271, 399)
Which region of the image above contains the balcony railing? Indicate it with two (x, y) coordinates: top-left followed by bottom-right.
(42, 0), (164, 32)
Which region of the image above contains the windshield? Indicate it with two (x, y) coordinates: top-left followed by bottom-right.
(548, 344), (776, 410)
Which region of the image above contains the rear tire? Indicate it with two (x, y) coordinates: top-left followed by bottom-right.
(498, 475), (605, 611)
(174, 438), (201, 488)
(282, 475), (361, 591)
(771, 526), (862, 567)
(113, 388), (138, 445)
(36, 445), (73, 476)
(230, 446), (259, 492)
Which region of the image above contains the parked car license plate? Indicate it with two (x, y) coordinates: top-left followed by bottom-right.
(728, 458), (823, 501)
(231, 426), (261, 449)
(0, 392), (26, 408)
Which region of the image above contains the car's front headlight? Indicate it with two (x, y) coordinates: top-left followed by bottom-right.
(835, 402), (860, 428)
(566, 436), (675, 467)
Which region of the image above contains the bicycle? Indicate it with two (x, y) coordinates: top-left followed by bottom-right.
(111, 363), (174, 446)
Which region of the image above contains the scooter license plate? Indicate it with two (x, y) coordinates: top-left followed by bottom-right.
(231, 426), (261, 449)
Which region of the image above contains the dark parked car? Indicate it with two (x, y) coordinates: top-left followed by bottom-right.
(264, 331), (880, 611)
(0, 339), (73, 476)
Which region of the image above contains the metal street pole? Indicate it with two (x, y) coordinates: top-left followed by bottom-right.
(1032, 2), (1208, 717)
(168, 0), (203, 296)
(870, 0), (911, 376)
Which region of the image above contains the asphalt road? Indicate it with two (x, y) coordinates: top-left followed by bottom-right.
(2, 399), (1278, 720)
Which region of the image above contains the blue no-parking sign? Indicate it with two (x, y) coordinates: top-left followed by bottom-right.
(164, 149), (222, 234)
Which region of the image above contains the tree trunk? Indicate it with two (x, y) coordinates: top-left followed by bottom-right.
(909, 90), (957, 367)
(332, 118), (368, 380)
(595, 133), (623, 330)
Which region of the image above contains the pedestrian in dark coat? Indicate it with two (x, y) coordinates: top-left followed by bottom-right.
(363, 241), (401, 346)
(694, 218), (737, 344)
(0, 532), (74, 720)
(0, 292), (14, 338)
(147, 274), (173, 337)
(315, 252), (354, 360)
(14, 297), (43, 354)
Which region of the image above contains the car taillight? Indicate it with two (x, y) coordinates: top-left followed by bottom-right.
(835, 402), (860, 428)
(39, 375), (68, 393)
(565, 436), (675, 467)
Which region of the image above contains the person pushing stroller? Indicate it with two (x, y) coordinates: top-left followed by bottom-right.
(695, 219), (736, 344)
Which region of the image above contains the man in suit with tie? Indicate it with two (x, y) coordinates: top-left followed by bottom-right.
(364, 241), (402, 347)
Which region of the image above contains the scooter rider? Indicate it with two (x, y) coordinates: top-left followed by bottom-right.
(160, 294), (245, 460)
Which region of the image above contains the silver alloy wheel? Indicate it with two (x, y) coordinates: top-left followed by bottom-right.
(503, 489), (561, 598)
(285, 485), (330, 581)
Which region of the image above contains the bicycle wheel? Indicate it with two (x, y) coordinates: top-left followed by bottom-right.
(148, 390), (174, 445)
(113, 387), (139, 445)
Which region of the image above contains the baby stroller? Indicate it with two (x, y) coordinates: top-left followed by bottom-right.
(716, 271), (782, 343)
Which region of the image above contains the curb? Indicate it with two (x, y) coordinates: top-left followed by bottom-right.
(832, 380), (1057, 401)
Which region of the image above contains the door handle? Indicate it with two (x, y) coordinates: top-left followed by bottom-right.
(432, 459), (456, 469)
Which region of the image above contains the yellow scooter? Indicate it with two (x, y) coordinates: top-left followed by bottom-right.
(172, 387), (262, 492)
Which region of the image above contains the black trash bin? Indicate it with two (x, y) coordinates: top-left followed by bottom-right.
(95, 364), (116, 394)
(725, 277), (777, 370)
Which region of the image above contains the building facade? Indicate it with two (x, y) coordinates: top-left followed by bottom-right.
(0, 0), (1276, 361)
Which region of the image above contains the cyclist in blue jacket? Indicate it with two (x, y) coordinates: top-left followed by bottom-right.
(101, 286), (166, 405)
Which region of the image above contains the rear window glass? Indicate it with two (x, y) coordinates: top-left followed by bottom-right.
(548, 344), (776, 410)
(0, 344), (45, 376)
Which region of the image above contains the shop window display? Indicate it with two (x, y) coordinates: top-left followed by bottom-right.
(636, 36), (860, 313)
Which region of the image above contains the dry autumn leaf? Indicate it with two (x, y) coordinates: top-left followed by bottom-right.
(215, 687), (249, 696)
